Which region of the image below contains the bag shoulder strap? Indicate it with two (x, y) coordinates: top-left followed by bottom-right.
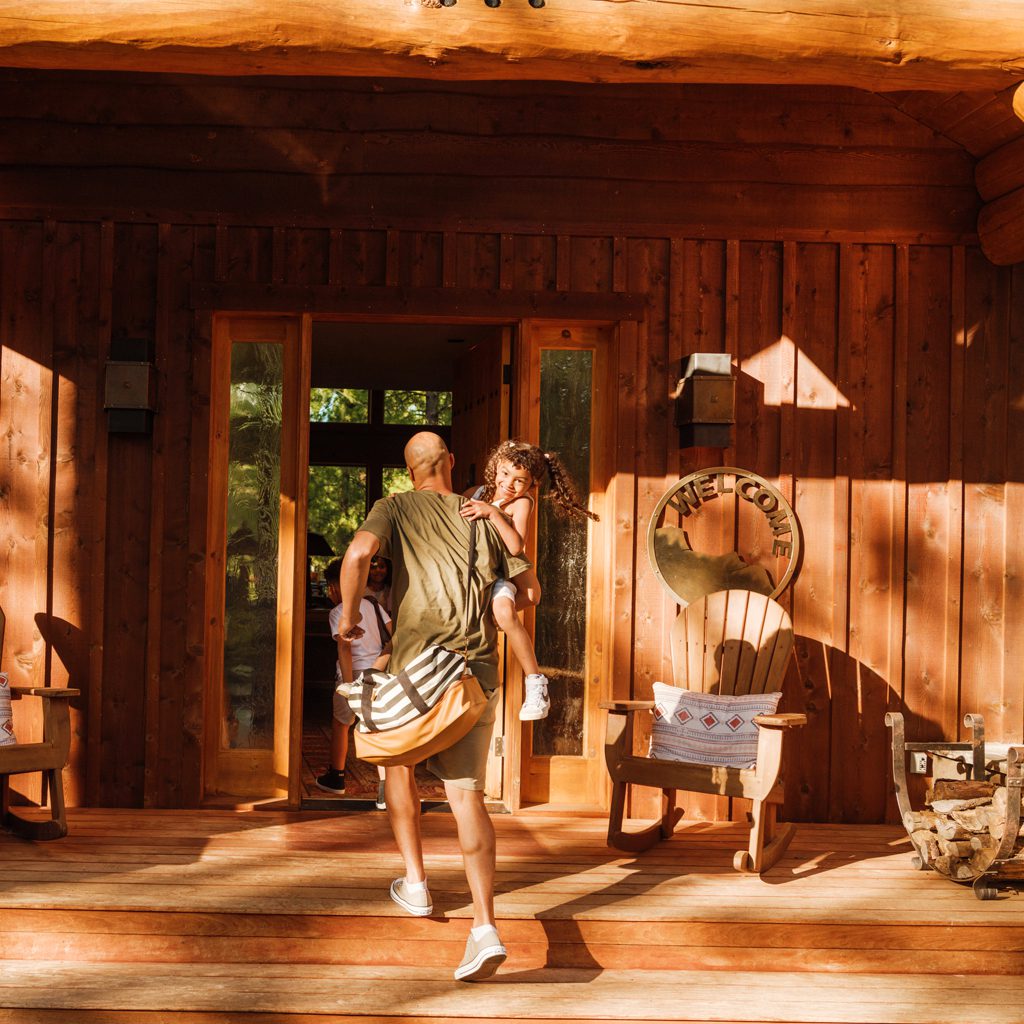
(364, 595), (391, 646)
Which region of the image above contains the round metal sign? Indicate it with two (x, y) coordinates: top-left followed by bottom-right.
(646, 467), (801, 607)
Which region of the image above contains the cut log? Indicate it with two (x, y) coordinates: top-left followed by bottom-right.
(903, 810), (942, 833)
(950, 805), (1005, 834)
(927, 779), (997, 802)
(933, 854), (976, 881)
(928, 797), (993, 813)
(934, 817), (970, 841)
(0, 1), (1022, 92)
(910, 829), (941, 863)
(937, 838), (975, 859)
(992, 787), (1008, 815)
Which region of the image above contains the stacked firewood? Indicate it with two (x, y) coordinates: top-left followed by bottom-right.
(905, 763), (1024, 881)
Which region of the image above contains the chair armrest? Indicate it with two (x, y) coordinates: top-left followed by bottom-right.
(753, 712), (806, 729)
(10, 688), (81, 699)
(600, 701), (655, 714)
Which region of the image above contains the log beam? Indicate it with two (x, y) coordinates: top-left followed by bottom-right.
(0, 1), (1023, 92)
(978, 186), (1024, 266)
(976, 85), (1024, 264)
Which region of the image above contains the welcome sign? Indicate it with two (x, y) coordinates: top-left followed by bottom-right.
(646, 467), (801, 607)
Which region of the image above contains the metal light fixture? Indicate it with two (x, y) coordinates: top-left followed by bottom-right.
(672, 352), (735, 449)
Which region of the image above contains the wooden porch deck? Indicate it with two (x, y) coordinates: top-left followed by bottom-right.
(0, 809), (1022, 1023)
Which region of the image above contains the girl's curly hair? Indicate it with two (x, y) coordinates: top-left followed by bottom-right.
(480, 440), (599, 522)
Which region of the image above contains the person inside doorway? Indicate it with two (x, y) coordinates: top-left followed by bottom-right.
(315, 557), (391, 796)
(337, 431), (529, 982)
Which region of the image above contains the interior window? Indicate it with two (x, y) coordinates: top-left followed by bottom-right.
(310, 387), (369, 423)
(383, 389), (452, 426)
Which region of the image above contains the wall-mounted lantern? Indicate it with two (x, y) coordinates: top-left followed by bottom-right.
(672, 352), (735, 448)
(104, 337), (155, 434)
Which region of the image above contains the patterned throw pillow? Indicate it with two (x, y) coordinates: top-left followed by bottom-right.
(649, 682), (782, 768)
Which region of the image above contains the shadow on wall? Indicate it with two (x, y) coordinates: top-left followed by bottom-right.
(787, 637), (948, 827)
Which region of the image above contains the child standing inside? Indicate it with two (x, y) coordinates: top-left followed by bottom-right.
(316, 556), (392, 796)
(460, 440), (598, 721)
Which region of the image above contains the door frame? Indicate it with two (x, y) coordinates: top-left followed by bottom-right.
(198, 296), (642, 811)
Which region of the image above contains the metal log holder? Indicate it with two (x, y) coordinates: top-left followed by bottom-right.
(885, 712), (1024, 900)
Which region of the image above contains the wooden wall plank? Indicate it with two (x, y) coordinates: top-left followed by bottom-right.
(50, 221), (103, 806)
(960, 248), (1012, 741)
(403, 232), (443, 290)
(0, 168), (977, 244)
(786, 242), (839, 824)
(0, 75), (962, 149)
(456, 234), (499, 291)
(626, 239), (670, 814)
(1004, 264), (1024, 747)
(0, 221), (48, 804)
(902, 246), (957, 747)
(837, 244), (897, 824)
(101, 222), (158, 807)
(284, 229), (329, 288)
(0, 123), (978, 188)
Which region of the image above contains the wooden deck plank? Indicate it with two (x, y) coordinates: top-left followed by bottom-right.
(0, 963), (1022, 1022)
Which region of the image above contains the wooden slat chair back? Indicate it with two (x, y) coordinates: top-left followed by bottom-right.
(670, 589), (794, 697)
(0, 606), (80, 840)
(602, 589), (806, 873)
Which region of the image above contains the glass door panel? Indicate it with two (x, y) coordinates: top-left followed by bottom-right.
(223, 342), (284, 751)
(532, 350), (594, 758)
(206, 315), (306, 802)
(516, 324), (614, 810)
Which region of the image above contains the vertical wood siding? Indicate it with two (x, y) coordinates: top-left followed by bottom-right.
(2, 218), (1022, 820)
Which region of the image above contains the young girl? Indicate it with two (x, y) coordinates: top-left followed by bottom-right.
(460, 440), (598, 721)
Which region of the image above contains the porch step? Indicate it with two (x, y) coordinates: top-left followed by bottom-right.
(1, 810), (1022, 1022)
(0, 961), (1022, 1023)
(3, 908), (1023, 976)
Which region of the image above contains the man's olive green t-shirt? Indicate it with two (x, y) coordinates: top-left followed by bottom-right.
(357, 490), (530, 691)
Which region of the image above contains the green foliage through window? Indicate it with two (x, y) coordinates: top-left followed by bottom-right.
(310, 387), (368, 423)
(383, 390), (452, 425)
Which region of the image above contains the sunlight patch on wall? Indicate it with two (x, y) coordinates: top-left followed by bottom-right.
(955, 322), (979, 349)
(742, 335), (851, 410)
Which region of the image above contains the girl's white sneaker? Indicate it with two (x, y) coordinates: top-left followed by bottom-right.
(519, 674), (550, 721)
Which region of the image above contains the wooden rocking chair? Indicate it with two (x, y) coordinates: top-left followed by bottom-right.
(601, 589), (806, 873)
(0, 608), (79, 840)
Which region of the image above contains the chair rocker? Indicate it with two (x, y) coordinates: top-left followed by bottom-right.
(0, 608), (79, 840)
(602, 589), (806, 873)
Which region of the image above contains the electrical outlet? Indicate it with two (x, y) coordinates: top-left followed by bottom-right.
(910, 752), (929, 775)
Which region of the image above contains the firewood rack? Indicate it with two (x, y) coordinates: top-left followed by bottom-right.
(886, 712), (1023, 900)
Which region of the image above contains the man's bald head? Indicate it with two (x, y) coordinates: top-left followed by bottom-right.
(404, 432), (454, 491)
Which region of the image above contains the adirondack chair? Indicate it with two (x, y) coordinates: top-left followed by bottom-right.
(602, 589), (806, 873)
(0, 608), (79, 840)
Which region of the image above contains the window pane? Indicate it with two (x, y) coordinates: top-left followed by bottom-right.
(307, 465), (367, 575)
(224, 342), (283, 751)
(383, 466), (413, 496)
(310, 387), (369, 423)
(531, 349), (593, 758)
(383, 390), (452, 426)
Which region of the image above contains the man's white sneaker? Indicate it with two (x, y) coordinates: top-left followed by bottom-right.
(454, 926), (507, 981)
(519, 674), (550, 721)
(389, 877), (432, 917)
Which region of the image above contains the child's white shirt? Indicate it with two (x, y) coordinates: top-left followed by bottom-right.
(329, 597), (391, 674)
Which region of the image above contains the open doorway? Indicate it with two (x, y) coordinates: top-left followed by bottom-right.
(299, 320), (509, 807)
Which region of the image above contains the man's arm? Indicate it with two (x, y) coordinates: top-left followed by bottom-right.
(338, 530), (380, 639)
